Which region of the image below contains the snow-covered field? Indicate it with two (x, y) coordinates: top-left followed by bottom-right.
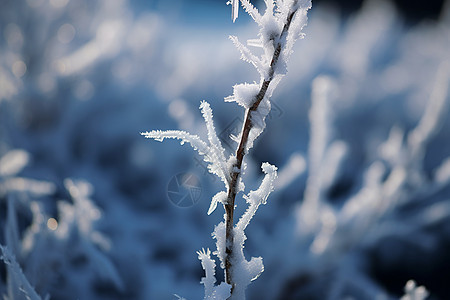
(1, 0), (449, 299)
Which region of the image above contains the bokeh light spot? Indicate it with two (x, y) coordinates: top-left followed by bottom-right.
(4, 23), (24, 49)
(168, 99), (187, 119)
(47, 218), (58, 231)
(12, 61), (27, 78)
(57, 23), (76, 44)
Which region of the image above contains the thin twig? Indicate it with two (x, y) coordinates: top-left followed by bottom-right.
(224, 4), (300, 294)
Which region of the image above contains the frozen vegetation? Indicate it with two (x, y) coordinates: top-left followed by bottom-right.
(1, 0), (450, 299)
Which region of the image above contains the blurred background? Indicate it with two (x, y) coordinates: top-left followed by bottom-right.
(1, 0), (450, 299)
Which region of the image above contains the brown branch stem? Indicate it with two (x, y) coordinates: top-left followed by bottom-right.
(223, 5), (299, 295)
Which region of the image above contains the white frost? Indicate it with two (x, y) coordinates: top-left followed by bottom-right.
(228, 36), (266, 79)
(141, 101), (230, 187)
(208, 191), (228, 215)
(197, 248), (232, 300)
(226, 82), (261, 108)
(227, 0), (240, 23)
(236, 162), (278, 232)
(200, 101), (230, 184)
(229, 162), (277, 299)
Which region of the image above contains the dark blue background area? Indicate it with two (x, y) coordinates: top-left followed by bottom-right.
(311, 0), (445, 21)
(131, 0), (447, 29)
(193, 0), (446, 21)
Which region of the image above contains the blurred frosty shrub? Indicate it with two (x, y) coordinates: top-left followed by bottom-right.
(0, 0), (450, 299)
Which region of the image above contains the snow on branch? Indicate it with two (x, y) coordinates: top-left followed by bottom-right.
(208, 191), (228, 216)
(200, 101), (230, 185)
(225, 163), (277, 299)
(222, 1), (311, 298)
(143, 1), (311, 298)
(141, 102), (230, 187)
(237, 162), (278, 232)
(227, 0), (240, 23)
(229, 36), (266, 80)
(197, 248), (231, 300)
(225, 0), (312, 155)
(227, 0), (262, 24)
(198, 248), (216, 297)
(141, 130), (209, 154)
(225, 81), (262, 109)
(242, 0), (263, 24)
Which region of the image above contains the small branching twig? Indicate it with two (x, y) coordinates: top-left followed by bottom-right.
(224, 2), (309, 291)
(142, 1), (311, 298)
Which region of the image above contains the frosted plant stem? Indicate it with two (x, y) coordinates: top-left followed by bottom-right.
(224, 3), (300, 294)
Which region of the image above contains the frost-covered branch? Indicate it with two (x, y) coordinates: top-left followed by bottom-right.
(141, 0), (311, 298)
(236, 163), (277, 232)
(197, 248), (231, 299)
(141, 108), (230, 187)
(224, 1), (311, 295)
(227, 163), (277, 298)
